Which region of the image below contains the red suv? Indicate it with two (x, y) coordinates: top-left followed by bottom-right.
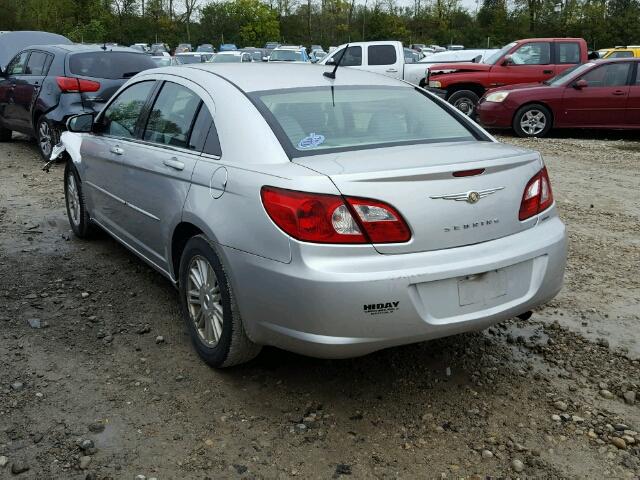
(426, 38), (589, 115)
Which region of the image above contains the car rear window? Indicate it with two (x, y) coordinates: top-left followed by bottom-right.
(69, 52), (156, 79)
(251, 86), (477, 157)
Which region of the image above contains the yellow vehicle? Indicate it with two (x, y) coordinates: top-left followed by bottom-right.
(603, 46), (640, 58)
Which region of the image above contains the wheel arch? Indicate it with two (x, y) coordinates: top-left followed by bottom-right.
(170, 222), (204, 282)
(446, 83), (486, 99)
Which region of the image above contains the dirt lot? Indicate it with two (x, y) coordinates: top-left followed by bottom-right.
(1, 132), (639, 479)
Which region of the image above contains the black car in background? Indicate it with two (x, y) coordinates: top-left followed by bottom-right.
(0, 44), (156, 160)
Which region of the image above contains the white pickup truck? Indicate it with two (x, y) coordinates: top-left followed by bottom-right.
(317, 41), (429, 86)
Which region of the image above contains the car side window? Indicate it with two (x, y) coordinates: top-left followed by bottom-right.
(25, 51), (50, 75)
(580, 63), (631, 87)
(6, 51), (30, 75)
(368, 45), (397, 66)
(144, 82), (201, 148)
(331, 46), (362, 66)
(556, 43), (580, 64)
(511, 42), (551, 65)
(102, 81), (155, 138)
(636, 66), (640, 85)
(188, 103), (221, 156)
(609, 51), (633, 58)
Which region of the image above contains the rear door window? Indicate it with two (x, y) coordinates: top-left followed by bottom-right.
(102, 81), (155, 138)
(556, 42), (580, 64)
(187, 104), (222, 156)
(25, 51), (51, 75)
(144, 82), (201, 148)
(6, 51), (30, 75)
(368, 45), (397, 66)
(69, 52), (156, 79)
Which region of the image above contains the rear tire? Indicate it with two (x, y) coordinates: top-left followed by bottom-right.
(179, 235), (261, 368)
(0, 124), (11, 142)
(37, 116), (59, 161)
(513, 104), (552, 138)
(447, 90), (480, 117)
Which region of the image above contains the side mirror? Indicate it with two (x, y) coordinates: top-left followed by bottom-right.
(502, 54), (513, 66)
(66, 113), (95, 133)
(325, 57), (336, 65)
(574, 79), (588, 89)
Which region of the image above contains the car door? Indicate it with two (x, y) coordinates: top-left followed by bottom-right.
(81, 80), (157, 235)
(561, 62), (632, 127)
(0, 51), (30, 131)
(366, 44), (403, 79)
(12, 50), (51, 132)
(626, 63), (640, 125)
(490, 42), (554, 87)
(117, 80), (205, 271)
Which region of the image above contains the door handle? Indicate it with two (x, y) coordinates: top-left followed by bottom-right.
(612, 91), (626, 96)
(110, 146), (124, 155)
(163, 157), (184, 171)
(543, 70), (553, 74)
(386, 68), (398, 73)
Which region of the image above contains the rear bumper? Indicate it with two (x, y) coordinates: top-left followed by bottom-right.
(224, 214), (567, 359)
(476, 100), (514, 128)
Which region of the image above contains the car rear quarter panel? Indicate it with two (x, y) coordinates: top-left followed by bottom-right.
(178, 72), (342, 268)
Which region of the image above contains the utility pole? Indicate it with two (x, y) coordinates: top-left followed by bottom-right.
(362, 0), (367, 40)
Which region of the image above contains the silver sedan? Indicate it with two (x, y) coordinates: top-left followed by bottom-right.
(59, 63), (567, 367)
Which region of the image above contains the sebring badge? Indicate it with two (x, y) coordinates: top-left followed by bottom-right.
(430, 187), (505, 204)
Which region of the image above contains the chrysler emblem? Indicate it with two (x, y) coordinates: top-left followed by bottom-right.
(430, 187), (505, 204)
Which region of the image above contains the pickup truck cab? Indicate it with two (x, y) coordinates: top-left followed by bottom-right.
(427, 38), (588, 115)
(318, 41), (428, 86)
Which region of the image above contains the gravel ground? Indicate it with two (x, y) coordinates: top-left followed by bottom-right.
(1, 132), (639, 479)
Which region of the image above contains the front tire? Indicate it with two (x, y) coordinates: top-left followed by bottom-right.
(513, 104), (552, 138)
(179, 235), (261, 368)
(447, 90), (480, 117)
(37, 116), (59, 161)
(64, 162), (94, 238)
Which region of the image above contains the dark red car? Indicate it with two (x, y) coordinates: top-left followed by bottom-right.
(476, 58), (640, 137)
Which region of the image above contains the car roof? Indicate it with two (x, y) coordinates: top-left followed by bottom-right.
(28, 44), (142, 54)
(516, 38), (584, 43)
(160, 63), (411, 93)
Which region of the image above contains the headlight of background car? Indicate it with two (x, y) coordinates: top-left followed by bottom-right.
(428, 80), (441, 88)
(485, 91), (509, 103)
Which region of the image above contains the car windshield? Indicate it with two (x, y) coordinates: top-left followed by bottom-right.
(197, 45), (213, 52)
(69, 52), (156, 79)
(270, 50), (302, 62)
(176, 55), (203, 64)
(211, 54), (241, 63)
(485, 42), (517, 65)
(545, 63), (595, 86)
(251, 86), (476, 157)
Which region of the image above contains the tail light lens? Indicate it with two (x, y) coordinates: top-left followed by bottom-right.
(260, 186), (411, 244)
(56, 77), (101, 93)
(519, 167), (554, 221)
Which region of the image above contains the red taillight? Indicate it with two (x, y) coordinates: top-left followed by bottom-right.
(260, 186), (411, 244)
(56, 77), (101, 93)
(519, 167), (554, 221)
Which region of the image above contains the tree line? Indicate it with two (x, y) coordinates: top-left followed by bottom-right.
(0, 0), (638, 51)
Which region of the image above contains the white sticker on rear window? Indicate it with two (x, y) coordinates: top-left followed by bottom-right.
(298, 133), (325, 149)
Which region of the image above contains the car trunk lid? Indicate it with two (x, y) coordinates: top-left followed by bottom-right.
(293, 141), (543, 254)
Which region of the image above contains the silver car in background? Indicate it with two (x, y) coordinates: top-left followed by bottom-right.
(60, 64), (567, 367)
